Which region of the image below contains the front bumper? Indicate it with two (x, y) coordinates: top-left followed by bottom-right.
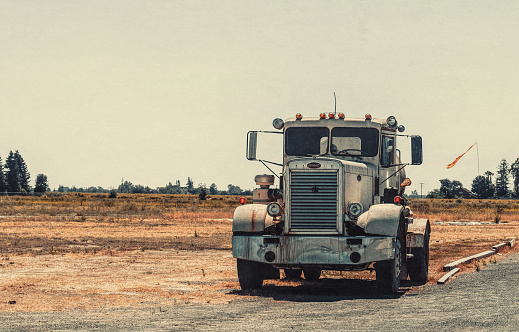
(232, 235), (396, 266)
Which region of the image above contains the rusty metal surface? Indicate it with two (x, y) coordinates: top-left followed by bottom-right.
(356, 204), (403, 237)
(407, 218), (430, 234)
(232, 235), (395, 266)
(232, 204), (274, 233)
(406, 233), (424, 248)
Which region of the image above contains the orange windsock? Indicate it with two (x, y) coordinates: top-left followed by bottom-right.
(446, 143), (477, 169)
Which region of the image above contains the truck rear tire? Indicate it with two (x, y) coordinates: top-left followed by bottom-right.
(237, 259), (265, 290)
(284, 268), (302, 279)
(376, 235), (402, 294)
(303, 267), (322, 281)
(408, 229), (430, 282)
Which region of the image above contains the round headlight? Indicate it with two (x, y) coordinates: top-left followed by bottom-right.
(386, 116), (397, 127)
(348, 202), (363, 218)
(272, 118), (284, 130)
(267, 202), (282, 217)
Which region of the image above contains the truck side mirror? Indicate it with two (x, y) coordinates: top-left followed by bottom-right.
(411, 136), (423, 165)
(247, 131), (258, 160)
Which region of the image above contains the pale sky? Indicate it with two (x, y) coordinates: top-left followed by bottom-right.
(2, 1), (519, 195)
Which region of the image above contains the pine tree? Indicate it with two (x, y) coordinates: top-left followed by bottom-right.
(510, 158), (519, 197)
(0, 156), (6, 193)
(495, 159), (510, 198)
(5, 151), (20, 193)
(186, 177), (194, 193)
(14, 151), (30, 193)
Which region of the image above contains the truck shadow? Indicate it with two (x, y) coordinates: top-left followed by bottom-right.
(229, 278), (426, 302)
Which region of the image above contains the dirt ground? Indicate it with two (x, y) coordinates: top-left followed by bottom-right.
(0, 211), (517, 313)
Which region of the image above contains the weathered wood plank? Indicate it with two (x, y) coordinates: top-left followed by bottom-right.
(508, 238), (516, 248)
(438, 267), (460, 284)
(443, 250), (496, 271)
(493, 243), (508, 252)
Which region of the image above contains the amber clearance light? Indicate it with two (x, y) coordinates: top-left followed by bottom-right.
(296, 113), (303, 120)
(393, 196), (402, 205)
(338, 113), (345, 119)
(320, 113), (326, 119)
(328, 113), (335, 119)
(239, 197), (246, 205)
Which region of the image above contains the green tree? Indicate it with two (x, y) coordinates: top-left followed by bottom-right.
(198, 187), (207, 200)
(14, 151), (30, 193)
(484, 171), (494, 182)
(186, 177), (194, 193)
(118, 180), (134, 193)
(0, 156), (6, 193)
(34, 174), (49, 194)
(5, 151), (20, 193)
(227, 184), (242, 195)
(439, 179), (462, 199)
(209, 183), (218, 195)
(495, 159), (510, 198)
(471, 175), (494, 199)
(510, 158), (519, 197)
(426, 189), (444, 199)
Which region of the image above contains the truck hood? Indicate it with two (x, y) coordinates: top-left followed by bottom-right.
(286, 157), (376, 177)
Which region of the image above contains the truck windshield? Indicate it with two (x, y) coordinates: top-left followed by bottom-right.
(331, 127), (379, 157)
(285, 127), (329, 156)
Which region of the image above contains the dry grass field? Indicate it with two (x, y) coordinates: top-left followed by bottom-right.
(0, 194), (517, 312)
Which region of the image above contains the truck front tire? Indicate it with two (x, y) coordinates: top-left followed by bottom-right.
(376, 234), (402, 294)
(237, 259), (266, 290)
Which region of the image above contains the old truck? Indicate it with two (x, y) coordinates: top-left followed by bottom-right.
(232, 113), (430, 293)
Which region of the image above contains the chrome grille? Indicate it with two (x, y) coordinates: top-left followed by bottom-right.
(289, 172), (338, 231)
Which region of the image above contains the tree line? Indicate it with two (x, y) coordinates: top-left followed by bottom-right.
(57, 177), (252, 196)
(0, 151), (49, 195)
(116, 177), (251, 196)
(424, 158), (519, 199)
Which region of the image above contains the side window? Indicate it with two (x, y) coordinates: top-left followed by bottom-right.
(382, 136), (395, 166)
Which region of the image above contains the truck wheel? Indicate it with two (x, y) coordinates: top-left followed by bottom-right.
(408, 228), (430, 282)
(237, 259), (265, 290)
(303, 267), (322, 281)
(284, 268), (302, 279)
(375, 235), (402, 294)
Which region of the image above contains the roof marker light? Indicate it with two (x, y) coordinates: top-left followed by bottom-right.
(329, 113), (335, 119)
(296, 113), (302, 120)
(338, 113), (345, 119)
(394, 196), (402, 205)
(239, 197), (246, 205)
(365, 114), (372, 121)
(320, 113), (326, 119)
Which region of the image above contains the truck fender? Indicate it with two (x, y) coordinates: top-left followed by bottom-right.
(232, 204), (274, 233)
(356, 204), (403, 237)
(406, 218), (431, 248)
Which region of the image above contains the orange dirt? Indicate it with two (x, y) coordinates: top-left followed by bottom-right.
(0, 195), (518, 312)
